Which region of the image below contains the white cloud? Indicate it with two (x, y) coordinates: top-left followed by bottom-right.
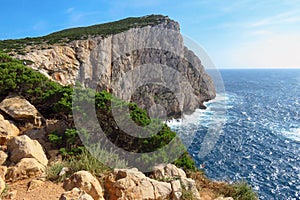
(66, 7), (75, 14)
(221, 33), (300, 68)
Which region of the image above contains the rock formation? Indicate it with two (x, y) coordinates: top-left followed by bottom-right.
(15, 15), (216, 118)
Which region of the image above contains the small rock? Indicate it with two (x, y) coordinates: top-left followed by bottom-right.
(63, 171), (104, 200)
(27, 179), (44, 192)
(59, 167), (70, 177)
(60, 188), (94, 200)
(7, 135), (48, 166)
(6, 190), (17, 199)
(0, 114), (20, 145)
(6, 158), (45, 182)
(180, 177), (201, 200)
(0, 166), (7, 179)
(0, 150), (8, 165)
(0, 176), (5, 194)
(171, 180), (182, 200)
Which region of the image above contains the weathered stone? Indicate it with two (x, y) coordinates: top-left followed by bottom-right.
(27, 179), (44, 191)
(0, 176), (5, 194)
(180, 177), (201, 200)
(60, 187), (94, 200)
(105, 168), (172, 200)
(6, 190), (17, 199)
(0, 114), (20, 145)
(153, 163), (186, 180)
(6, 158), (45, 182)
(171, 180), (182, 200)
(0, 166), (7, 180)
(63, 171), (104, 200)
(0, 95), (44, 126)
(0, 150), (8, 165)
(7, 135), (48, 166)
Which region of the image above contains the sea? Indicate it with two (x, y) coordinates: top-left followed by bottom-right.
(168, 69), (300, 200)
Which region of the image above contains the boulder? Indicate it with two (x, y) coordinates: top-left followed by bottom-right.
(0, 95), (44, 126)
(6, 158), (45, 182)
(7, 135), (48, 166)
(152, 163), (186, 180)
(63, 171), (104, 200)
(214, 197), (234, 200)
(0, 114), (20, 145)
(60, 187), (94, 200)
(105, 168), (172, 200)
(0, 150), (8, 165)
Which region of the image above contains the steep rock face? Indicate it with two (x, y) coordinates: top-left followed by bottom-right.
(15, 16), (215, 117)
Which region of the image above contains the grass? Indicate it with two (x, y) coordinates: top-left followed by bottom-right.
(46, 148), (127, 182)
(0, 14), (170, 54)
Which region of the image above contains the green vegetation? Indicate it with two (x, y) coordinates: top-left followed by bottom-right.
(231, 181), (258, 200)
(0, 15), (169, 54)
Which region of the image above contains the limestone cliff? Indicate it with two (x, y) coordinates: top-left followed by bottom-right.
(13, 15), (215, 118)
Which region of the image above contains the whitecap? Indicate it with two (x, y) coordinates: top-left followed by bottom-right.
(282, 128), (300, 142)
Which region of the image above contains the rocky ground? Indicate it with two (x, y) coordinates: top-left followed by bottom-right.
(0, 94), (234, 200)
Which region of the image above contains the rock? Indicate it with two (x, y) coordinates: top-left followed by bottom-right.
(45, 119), (68, 135)
(7, 135), (48, 166)
(59, 167), (70, 177)
(0, 114), (20, 145)
(180, 177), (201, 200)
(0, 166), (7, 179)
(0, 176), (5, 194)
(15, 16), (216, 118)
(0, 150), (8, 165)
(214, 197), (234, 200)
(105, 168), (172, 200)
(6, 158), (45, 182)
(60, 187), (94, 200)
(27, 179), (44, 191)
(6, 190), (17, 199)
(153, 163), (186, 180)
(63, 171), (104, 200)
(0, 95), (44, 126)
(171, 180), (182, 200)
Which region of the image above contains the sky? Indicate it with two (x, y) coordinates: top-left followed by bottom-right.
(1, 0), (300, 69)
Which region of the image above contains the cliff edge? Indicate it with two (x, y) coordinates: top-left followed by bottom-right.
(3, 14), (215, 118)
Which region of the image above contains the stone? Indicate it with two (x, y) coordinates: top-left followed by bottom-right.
(0, 166), (7, 179)
(153, 163), (187, 180)
(0, 114), (20, 145)
(6, 158), (45, 182)
(0, 150), (8, 165)
(105, 168), (172, 200)
(171, 180), (182, 200)
(180, 177), (201, 200)
(214, 197), (234, 200)
(60, 187), (94, 200)
(63, 171), (104, 200)
(0, 95), (44, 126)
(6, 190), (17, 199)
(0, 176), (5, 194)
(27, 179), (44, 191)
(7, 135), (48, 166)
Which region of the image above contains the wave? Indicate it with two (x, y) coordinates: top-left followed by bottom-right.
(282, 128), (300, 142)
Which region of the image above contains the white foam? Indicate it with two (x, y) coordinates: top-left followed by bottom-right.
(282, 128), (300, 142)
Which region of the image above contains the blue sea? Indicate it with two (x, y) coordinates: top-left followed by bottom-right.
(168, 69), (300, 200)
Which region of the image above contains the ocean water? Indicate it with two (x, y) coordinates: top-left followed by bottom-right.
(168, 69), (300, 199)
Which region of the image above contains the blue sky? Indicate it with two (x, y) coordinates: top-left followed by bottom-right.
(1, 0), (300, 68)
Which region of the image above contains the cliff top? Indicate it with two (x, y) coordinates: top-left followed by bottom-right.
(0, 14), (174, 54)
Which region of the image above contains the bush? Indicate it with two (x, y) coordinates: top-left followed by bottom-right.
(232, 181), (258, 200)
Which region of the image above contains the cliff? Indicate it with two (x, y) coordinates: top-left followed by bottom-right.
(5, 15), (215, 118)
